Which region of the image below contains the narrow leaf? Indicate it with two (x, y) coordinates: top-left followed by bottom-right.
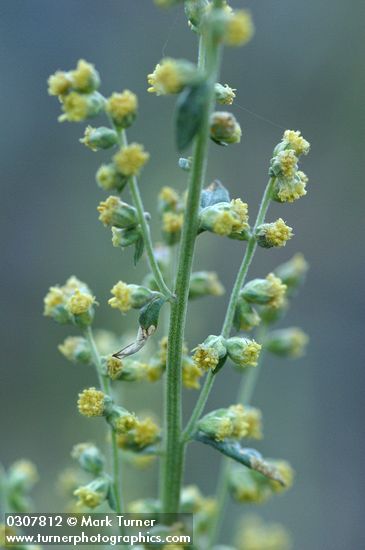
(175, 81), (209, 151)
(194, 433), (285, 485)
(133, 236), (144, 266)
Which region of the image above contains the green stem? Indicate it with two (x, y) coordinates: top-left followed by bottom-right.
(206, 326), (267, 547)
(118, 131), (174, 301)
(85, 326), (126, 527)
(183, 177), (275, 436)
(160, 30), (222, 514)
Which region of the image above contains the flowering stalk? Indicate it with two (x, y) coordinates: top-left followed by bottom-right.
(182, 177), (275, 442)
(84, 327), (125, 521)
(161, 21), (223, 513)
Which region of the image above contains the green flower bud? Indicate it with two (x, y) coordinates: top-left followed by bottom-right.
(226, 337), (261, 367)
(197, 404), (248, 442)
(74, 476), (110, 509)
(215, 83), (236, 105)
(59, 91), (104, 122)
(111, 226), (142, 249)
(184, 0), (209, 29)
(58, 336), (92, 365)
(97, 196), (139, 228)
(259, 298), (289, 325)
(71, 443), (105, 475)
(7, 461), (39, 493)
(107, 406), (137, 434)
(242, 273), (286, 309)
(264, 328), (309, 358)
(80, 126), (118, 151)
(189, 271), (225, 299)
(199, 199), (249, 238)
(234, 299), (261, 331)
(210, 111), (242, 145)
(96, 163), (128, 193)
(274, 253), (309, 296)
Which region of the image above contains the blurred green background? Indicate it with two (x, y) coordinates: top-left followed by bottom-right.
(1, 0), (364, 547)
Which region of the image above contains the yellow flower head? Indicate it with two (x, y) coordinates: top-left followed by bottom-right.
(48, 70), (72, 96)
(106, 355), (123, 380)
(245, 407), (263, 439)
(260, 218), (293, 247)
(277, 172), (308, 202)
(237, 515), (292, 550)
(96, 164), (119, 191)
(59, 92), (89, 122)
(277, 149), (298, 179)
(162, 212), (184, 234)
(193, 345), (219, 371)
(224, 10), (254, 47)
(115, 414), (137, 434)
(71, 59), (99, 92)
(134, 417), (160, 448)
(230, 198), (249, 232)
(144, 362), (165, 382)
(74, 487), (103, 509)
(284, 129), (310, 156)
(242, 340), (262, 366)
(113, 143), (149, 176)
(158, 336), (169, 364)
(182, 359), (204, 390)
(215, 83), (237, 105)
(106, 90), (138, 126)
(67, 289), (95, 315)
(10, 460), (39, 485)
(77, 388), (105, 417)
(58, 336), (85, 361)
(266, 273), (287, 308)
(97, 195), (120, 225)
(228, 404), (249, 439)
(269, 460), (295, 493)
(108, 281), (132, 313)
(147, 58), (185, 95)
(43, 286), (66, 315)
(212, 210), (237, 236)
(159, 186), (179, 208)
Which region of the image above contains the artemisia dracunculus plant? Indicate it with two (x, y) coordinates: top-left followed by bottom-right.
(1, 1), (312, 549)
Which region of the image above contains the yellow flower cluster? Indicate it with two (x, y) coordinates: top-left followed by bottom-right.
(71, 59), (99, 92)
(106, 355), (124, 380)
(269, 460), (295, 493)
(182, 359), (204, 390)
(67, 289), (95, 315)
(212, 199), (249, 236)
(283, 129), (310, 156)
(116, 416), (160, 450)
(223, 10), (254, 47)
(277, 150), (298, 179)
(193, 345), (219, 371)
(108, 281), (132, 313)
(240, 340), (262, 367)
(162, 212), (184, 234)
(105, 90), (138, 124)
(159, 186), (179, 208)
(77, 388), (105, 417)
(74, 487), (103, 509)
(237, 516), (292, 550)
(277, 171), (308, 202)
(147, 59), (184, 95)
(115, 414), (137, 434)
(245, 407), (263, 439)
(113, 143), (149, 176)
(265, 273), (287, 309)
(260, 218), (293, 247)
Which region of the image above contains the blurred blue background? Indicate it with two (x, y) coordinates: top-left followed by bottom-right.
(1, 0), (364, 547)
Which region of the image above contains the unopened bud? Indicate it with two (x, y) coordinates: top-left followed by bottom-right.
(97, 196), (139, 228)
(71, 443), (105, 475)
(189, 271), (225, 299)
(210, 111), (242, 145)
(80, 126), (118, 151)
(226, 337), (261, 367)
(264, 328), (309, 358)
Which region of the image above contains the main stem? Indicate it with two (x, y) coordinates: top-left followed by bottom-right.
(160, 31), (222, 514)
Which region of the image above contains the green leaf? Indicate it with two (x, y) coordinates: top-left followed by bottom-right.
(139, 296), (166, 330)
(194, 433), (285, 484)
(175, 81), (209, 151)
(133, 236), (144, 266)
(200, 180), (231, 209)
